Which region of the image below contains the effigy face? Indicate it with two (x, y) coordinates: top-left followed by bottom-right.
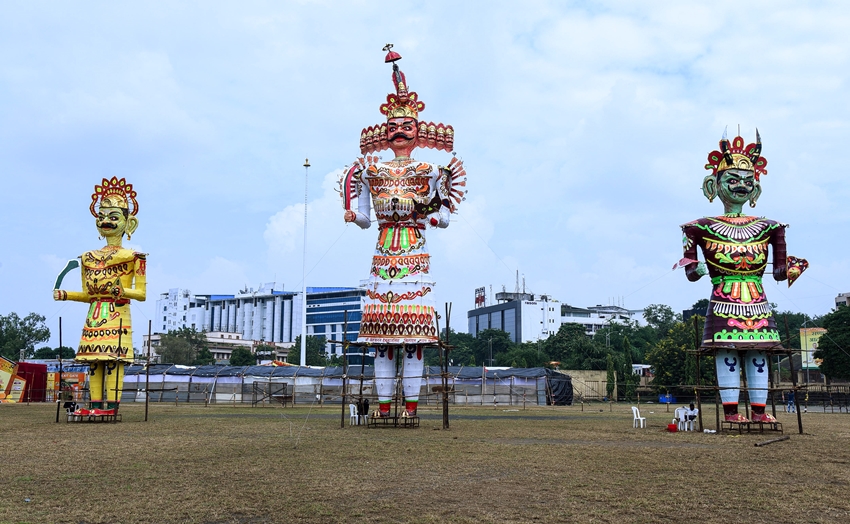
(96, 206), (137, 241)
(387, 117), (418, 154)
(717, 170), (756, 206)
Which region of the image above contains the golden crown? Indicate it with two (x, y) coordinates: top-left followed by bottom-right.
(90, 177), (138, 218)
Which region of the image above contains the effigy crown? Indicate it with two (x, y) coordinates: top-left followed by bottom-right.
(705, 129), (768, 181)
(89, 177), (139, 218)
(360, 45), (454, 155)
(378, 46), (425, 120)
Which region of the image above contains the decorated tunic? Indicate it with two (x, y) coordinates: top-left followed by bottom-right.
(346, 159), (452, 344)
(681, 215), (786, 348)
(74, 246), (147, 362)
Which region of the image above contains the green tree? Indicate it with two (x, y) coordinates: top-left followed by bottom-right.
(545, 324), (610, 370)
(157, 334), (195, 364)
(774, 310), (817, 351)
(618, 336), (639, 401)
(229, 347), (256, 366)
(288, 335), (329, 366)
(425, 328), (476, 366)
(471, 329), (514, 367)
(495, 344), (549, 368)
(813, 306), (850, 381)
(0, 312), (50, 360)
(646, 318), (714, 392)
(605, 354), (616, 399)
(690, 298), (710, 313)
(33, 346), (75, 359)
(643, 304), (680, 337)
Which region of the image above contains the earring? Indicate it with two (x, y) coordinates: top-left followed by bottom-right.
(126, 232), (132, 241)
(749, 201), (757, 208)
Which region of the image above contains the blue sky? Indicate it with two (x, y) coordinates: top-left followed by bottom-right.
(1, 1), (848, 349)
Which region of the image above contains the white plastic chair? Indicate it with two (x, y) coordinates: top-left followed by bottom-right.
(674, 407), (687, 431)
(349, 403), (358, 426)
(632, 406), (646, 428)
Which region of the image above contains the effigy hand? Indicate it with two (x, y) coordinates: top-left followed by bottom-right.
(695, 261), (708, 277)
(53, 289), (67, 301)
(344, 210), (356, 223)
(109, 279), (125, 299)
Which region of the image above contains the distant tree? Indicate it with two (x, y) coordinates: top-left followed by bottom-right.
(495, 344), (549, 368)
(194, 346), (215, 366)
(33, 346), (75, 359)
(643, 304), (680, 337)
(157, 334), (195, 365)
(471, 329), (514, 367)
(606, 354), (616, 399)
(618, 336), (639, 401)
(0, 312), (50, 360)
(425, 328), (476, 366)
(774, 310), (817, 351)
(690, 298), (710, 313)
(33, 347), (56, 359)
(646, 319), (714, 392)
(544, 323), (587, 363)
(813, 306), (850, 381)
(229, 347), (256, 367)
(56, 346), (76, 359)
(288, 335), (328, 366)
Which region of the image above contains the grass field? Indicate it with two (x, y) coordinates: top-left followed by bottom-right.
(1, 402), (848, 523)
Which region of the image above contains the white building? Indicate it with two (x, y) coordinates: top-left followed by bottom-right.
(153, 284), (366, 358)
(468, 292), (644, 343)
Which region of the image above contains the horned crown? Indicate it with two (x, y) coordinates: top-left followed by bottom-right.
(90, 177), (138, 218)
(705, 130), (768, 181)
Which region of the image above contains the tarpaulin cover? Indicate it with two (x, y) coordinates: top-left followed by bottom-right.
(545, 369), (573, 406)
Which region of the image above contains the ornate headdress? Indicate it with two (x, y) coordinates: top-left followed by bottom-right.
(90, 177), (139, 218)
(359, 44), (454, 155)
(705, 129), (768, 181)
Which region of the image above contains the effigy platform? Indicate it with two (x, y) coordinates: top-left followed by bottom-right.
(721, 420), (782, 435)
(368, 415), (420, 429)
(67, 408), (122, 423)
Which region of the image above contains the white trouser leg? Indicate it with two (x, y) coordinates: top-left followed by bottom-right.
(402, 345), (424, 403)
(374, 346), (396, 403)
(716, 349), (741, 405)
(745, 350), (769, 406)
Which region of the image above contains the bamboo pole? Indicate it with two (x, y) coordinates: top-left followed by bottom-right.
(145, 320), (151, 421)
(55, 317), (63, 423)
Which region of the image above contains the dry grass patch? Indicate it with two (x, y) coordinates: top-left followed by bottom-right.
(1, 402), (848, 523)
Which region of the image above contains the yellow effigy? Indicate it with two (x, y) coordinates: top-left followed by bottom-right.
(53, 177), (146, 410)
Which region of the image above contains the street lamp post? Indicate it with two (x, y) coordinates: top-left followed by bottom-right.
(300, 159), (310, 366)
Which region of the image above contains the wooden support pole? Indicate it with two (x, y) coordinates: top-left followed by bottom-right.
(755, 435), (790, 447)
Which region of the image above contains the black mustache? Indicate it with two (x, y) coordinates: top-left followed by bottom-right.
(98, 223), (118, 229)
(390, 132), (415, 141)
(731, 187), (751, 195)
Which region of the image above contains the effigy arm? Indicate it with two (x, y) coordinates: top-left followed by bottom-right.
(682, 227), (706, 282)
(771, 226), (788, 282)
(119, 254), (147, 301)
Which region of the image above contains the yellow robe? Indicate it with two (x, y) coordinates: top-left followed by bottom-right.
(64, 246), (147, 363)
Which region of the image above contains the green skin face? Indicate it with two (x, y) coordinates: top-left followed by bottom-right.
(702, 169), (762, 215)
(96, 207), (138, 247)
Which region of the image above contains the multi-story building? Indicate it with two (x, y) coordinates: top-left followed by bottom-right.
(154, 284), (365, 359)
(468, 292), (643, 343)
(836, 292), (850, 309)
